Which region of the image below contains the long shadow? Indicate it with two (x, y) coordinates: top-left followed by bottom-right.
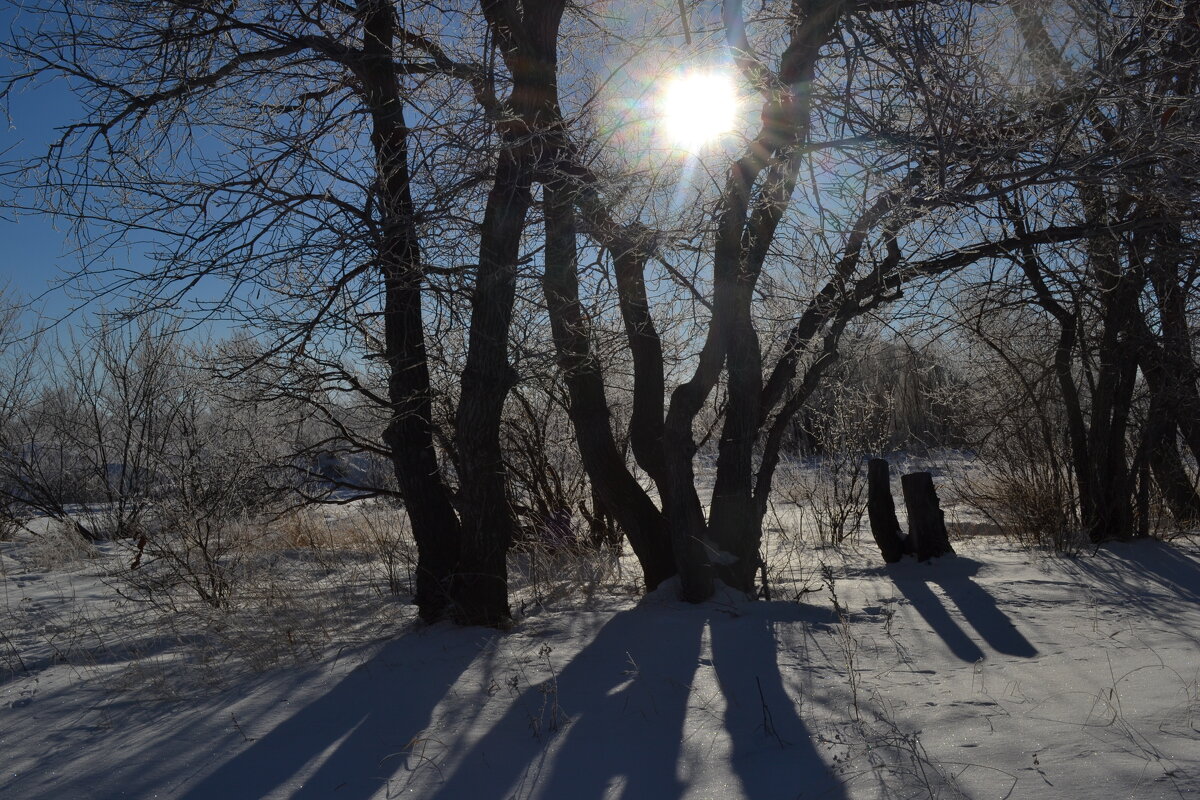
(1076, 540), (1200, 605)
(889, 558), (1037, 661)
(890, 571), (985, 662)
(179, 625), (487, 800)
(0, 632), (213, 689)
(933, 559), (1038, 657)
(709, 603), (848, 800)
(427, 603), (706, 800)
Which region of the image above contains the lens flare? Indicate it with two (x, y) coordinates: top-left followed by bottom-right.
(661, 71), (737, 151)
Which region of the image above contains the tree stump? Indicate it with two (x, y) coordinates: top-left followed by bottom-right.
(901, 471), (955, 561)
(867, 458), (906, 563)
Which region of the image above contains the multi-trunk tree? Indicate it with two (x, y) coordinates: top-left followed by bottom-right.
(6, 0), (1198, 624)
(4, 0), (536, 624)
(980, 0), (1200, 542)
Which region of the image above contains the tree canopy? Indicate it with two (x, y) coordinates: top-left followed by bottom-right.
(5, 0), (1199, 625)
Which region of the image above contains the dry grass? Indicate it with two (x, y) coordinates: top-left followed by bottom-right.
(945, 520), (1009, 540)
(0, 501), (424, 699)
(509, 539), (629, 613)
(19, 519), (100, 571)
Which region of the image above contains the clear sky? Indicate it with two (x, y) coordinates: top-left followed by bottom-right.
(0, 1), (731, 336)
(1, 52), (234, 338)
(1, 4), (196, 333)
(1, 59), (85, 325)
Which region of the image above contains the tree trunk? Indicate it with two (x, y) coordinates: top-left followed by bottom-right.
(452, 146), (531, 627)
(1080, 259), (1140, 543)
(1146, 413), (1200, 525)
(901, 472), (954, 561)
(1134, 446), (1151, 539)
(452, 0), (571, 626)
(609, 230), (670, 495)
(867, 458), (906, 563)
(661, 423), (717, 602)
(582, 193), (714, 599)
(707, 299), (764, 592)
(542, 180), (676, 590)
(581, 487), (620, 552)
(361, 1), (461, 623)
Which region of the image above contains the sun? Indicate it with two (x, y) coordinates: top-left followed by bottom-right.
(661, 71), (738, 151)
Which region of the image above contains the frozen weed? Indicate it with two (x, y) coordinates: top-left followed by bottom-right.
(760, 500), (823, 602)
(20, 519), (99, 571)
(509, 539), (624, 614)
(823, 566), (861, 721)
(829, 705), (975, 800)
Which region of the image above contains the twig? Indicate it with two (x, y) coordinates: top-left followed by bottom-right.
(757, 676), (788, 747)
(230, 712), (256, 743)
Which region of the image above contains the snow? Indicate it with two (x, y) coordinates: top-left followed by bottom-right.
(2, 518), (1198, 799)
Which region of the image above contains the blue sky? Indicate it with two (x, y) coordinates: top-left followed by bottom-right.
(0, 1), (737, 337)
(1, 4), (181, 332)
(1, 68), (239, 338)
(1, 64), (84, 324)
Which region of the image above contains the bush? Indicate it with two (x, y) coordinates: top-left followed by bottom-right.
(781, 371), (893, 547)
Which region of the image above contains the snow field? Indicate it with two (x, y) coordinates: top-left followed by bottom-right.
(1, 496), (1198, 799)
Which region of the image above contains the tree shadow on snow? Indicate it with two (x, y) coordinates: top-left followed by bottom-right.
(1073, 539), (1200, 606)
(178, 624), (487, 800)
(425, 604), (705, 800)
(425, 600), (847, 800)
(709, 604), (848, 800)
(889, 557), (1037, 661)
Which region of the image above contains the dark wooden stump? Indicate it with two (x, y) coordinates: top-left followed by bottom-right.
(867, 458), (906, 563)
(901, 471), (955, 561)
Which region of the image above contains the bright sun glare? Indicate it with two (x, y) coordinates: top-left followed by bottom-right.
(661, 71), (737, 151)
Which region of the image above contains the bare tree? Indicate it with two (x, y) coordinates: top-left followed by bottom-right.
(8, 0), (1198, 623)
(536, 0), (1149, 590)
(969, 0), (1200, 541)
(2, 1), (562, 625)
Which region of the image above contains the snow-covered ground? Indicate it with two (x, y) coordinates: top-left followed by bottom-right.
(2, 512), (1198, 799)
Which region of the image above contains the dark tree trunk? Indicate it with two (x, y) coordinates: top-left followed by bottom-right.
(867, 458), (906, 563)
(1135, 317), (1200, 489)
(580, 487), (620, 552)
(572, 193), (674, 503)
(542, 181), (676, 590)
(661, 416), (717, 602)
(1146, 413), (1200, 525)
(1080, 231), (1141, 543)
(701, 1), (848, 594)
(452, 143), (530, 627)
(481, 0), (681, 593)
(606, 226), (669, 495)
(901, 472), (954, 561)
(708, 295), (764, 592)
(1006, 192), (1093, 545)
(1134, 447), (1151, 539)
(585, 190), (715, 600)
(452, 0), (569, 626)
(361, 1), (461, 623)
(580, 189), (714, 599)
(1147, 26), (1200, 474)
(1142, 227), (1200, 470)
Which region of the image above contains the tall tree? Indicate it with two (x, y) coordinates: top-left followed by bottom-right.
(2, 0), (532, 624)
